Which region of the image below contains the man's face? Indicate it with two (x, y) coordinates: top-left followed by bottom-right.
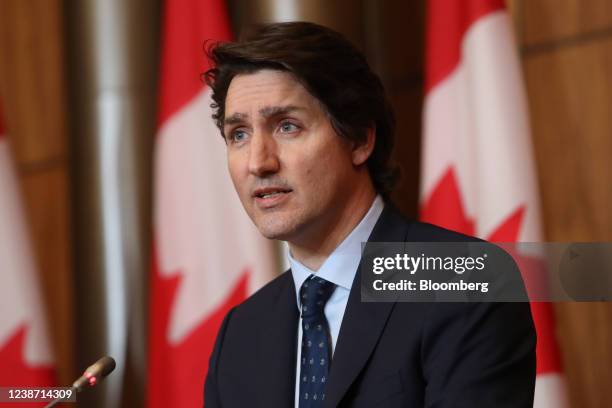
(223, 69), (364, 243)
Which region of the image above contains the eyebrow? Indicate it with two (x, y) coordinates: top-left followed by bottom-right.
(224, 112), (248, 126)
(224, 105), (305, 126)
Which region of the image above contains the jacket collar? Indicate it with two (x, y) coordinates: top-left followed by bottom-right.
(324, 205), (409, 407)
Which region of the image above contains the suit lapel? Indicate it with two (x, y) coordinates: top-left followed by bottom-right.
(324, 205), (408, 408)
(256, 272), (299, 407)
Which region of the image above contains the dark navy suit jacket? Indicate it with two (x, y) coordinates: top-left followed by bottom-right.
(204, 205), (536, 407)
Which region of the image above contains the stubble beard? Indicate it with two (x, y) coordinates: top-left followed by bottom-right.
(251, 208), (306, 242)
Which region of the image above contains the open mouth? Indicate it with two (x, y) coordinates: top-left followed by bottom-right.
(253, 188), (293, 200)
(257, 191), (286, 198)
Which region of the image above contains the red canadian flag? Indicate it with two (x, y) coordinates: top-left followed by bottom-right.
(146, 0), (277, 407)
(420, 0), (567, 406)
(0, 109), (56, 403)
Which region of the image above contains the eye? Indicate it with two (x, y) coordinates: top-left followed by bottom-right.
(278, 121), (300, 134)
(229, 128), (249, 143)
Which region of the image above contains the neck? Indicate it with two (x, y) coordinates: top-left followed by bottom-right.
(289, 182), (377, 271)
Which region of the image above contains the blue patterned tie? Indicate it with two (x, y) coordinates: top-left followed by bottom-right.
(298, 275), (336, 407)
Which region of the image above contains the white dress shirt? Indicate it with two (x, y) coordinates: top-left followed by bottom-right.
(289, 195), (384, 407)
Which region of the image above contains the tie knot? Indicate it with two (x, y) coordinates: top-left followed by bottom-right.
(300, 275), (336, 318)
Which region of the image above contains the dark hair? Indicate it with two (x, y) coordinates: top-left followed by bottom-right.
(204, 21), (398, 196)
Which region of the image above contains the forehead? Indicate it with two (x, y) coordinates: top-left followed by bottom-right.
(225, 70), (320, 116)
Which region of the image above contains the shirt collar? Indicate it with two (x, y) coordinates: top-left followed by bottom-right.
(289, 195), (384, 307)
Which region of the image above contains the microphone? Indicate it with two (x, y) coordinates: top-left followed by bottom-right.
(72, 356), (116, 391)
(44, 356), (116, 408)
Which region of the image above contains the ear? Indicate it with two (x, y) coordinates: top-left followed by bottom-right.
(351, 127), (376, 166)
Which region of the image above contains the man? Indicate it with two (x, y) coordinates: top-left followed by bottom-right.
(203, 22), (535, 407)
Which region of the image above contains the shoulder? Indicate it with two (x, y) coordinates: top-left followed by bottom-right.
(405, 221), (482, 242)
(229, 270), (295, 318)
(374, 203), (482, 243)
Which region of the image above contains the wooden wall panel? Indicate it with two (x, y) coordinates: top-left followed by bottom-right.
(377, 0), (425, 83)
(389, 87), (423, 217)
(389, 87), (423, 219)
(519, 2), (612, 407)
(555, 302), (612, 408)
(377, 1), (425, 217)
(0, 0), (73, 385)
(19, 167), (73, 384)
(524, 39), (612, 241)
(522, 0), (612, 45)
(0, 0), (67, 165)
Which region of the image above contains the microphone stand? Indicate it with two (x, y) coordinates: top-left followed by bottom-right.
(44, 387), (77, 408)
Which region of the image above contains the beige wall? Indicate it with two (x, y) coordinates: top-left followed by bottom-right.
(0, 0), (611, 406)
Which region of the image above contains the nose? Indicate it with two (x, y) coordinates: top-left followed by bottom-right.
(248, 132), (280, 176)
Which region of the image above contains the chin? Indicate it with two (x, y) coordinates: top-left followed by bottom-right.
(253, 215), (301, 241)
